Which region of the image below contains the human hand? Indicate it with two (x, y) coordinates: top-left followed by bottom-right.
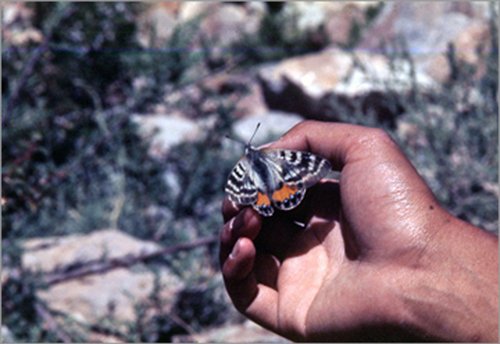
(219, 121), (498, 342)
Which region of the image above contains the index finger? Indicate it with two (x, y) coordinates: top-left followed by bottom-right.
(222, 197), (245, 223)
(268, 120), (403, 172)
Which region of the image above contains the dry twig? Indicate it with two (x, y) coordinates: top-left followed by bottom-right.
(44, 236), (218, 286)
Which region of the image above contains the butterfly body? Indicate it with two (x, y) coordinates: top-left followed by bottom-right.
(225, 142), (331, 217)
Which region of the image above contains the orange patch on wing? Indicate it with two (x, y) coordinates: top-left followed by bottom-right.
(256, 192), (271, 207)
(272, 184), (298, 202)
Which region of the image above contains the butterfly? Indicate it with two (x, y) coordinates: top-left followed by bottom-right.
(225, 123), (331, 216)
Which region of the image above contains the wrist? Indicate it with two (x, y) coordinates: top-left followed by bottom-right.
(393, 211), (498, 342)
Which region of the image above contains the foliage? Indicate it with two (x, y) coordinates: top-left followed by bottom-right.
(230, 4), (329, 65)
(403, 6), (498, 232)
(3, 2), (145, 238)
(2, 2), (240, 342)
(323, 5), (498, 233)
(121, 14), (207, 113)
(125, 274), (237, 342)
(1, 269), (60, 342)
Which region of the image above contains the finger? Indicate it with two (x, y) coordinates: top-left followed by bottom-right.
(219, 207), (262, 267)
(222, 197), (245, 223)
(221, 199), (307, 263)
(288, 179), (341, 224)
(251, 180), (340, 259)
(269, 121), (415, 174)
(269, 121), (439, 212)
(222, 237), (256, 281)
(222, 237), (280, 332)
(222, 240), (280, 289)
(255, 212), (306, 261)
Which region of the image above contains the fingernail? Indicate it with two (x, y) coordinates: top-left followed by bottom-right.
(229, 239), (241, 260)
(258, 141), (275, 149)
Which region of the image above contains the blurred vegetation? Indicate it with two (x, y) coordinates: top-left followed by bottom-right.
(2, 2), (497, 343)
(229, 2), (329, 65)
(342, 2), (385, 49)
(328, 3), (498, 233)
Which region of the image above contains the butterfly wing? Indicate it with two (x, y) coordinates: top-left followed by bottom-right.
(225, 155), (275, 216)
(281, 149), (332, 188)
(225, 157), (258, 206)
(261, 148), (331, 212)
(252, 191), (274, 217)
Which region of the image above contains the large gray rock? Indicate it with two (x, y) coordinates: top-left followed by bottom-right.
(282, 2), (379, 45)
(359, 2), (494, 82)
(131, 114), (201, 159)
(22, 229), (183, 324)
(257, 49), (434, 127)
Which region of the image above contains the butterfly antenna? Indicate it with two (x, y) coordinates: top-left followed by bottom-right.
(248, 122), (261, 146)
(224, 122), (261, 147)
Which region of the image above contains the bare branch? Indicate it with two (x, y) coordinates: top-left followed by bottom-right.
(44, 236), (218, 286)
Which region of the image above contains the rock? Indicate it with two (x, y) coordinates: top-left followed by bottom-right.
(257, 52), (344, 121)
(200, 4), (248, 47)
(282, 2), (326, 32)
(233, 79), (268, 118)
(277, 2), (381, 46)
(137, 2), (178, 48)
(396, 117), (428, 149)
(138, 2), (264, 55)
(281, 2), (379, 46)
(22, 229), (162, 272)
(1, 325), (15, 343)
(452, 21), (491, 80)
(2, 3), (42, 46)
(242, 1), (268, 34)
(232, 111), (305, 146)
(358, 2), (494, 82)
(38, 267), (181, 324)
(131, 114), (200, 159)
(2, 2), (34, 27)
(258, 49), (433, 127)
(172, 319), (290, 343)
(156, 1), (183, 15)
(178, 2), (263, 48)
(87, 332), (126, 343)
(201, 73), (268, 118)
(7, 28), (43, 45)
(323, 2), (372, 46)
(163, 168), (182, 200)
(22, 229), (184, 324)
(178, 2), (216, 22)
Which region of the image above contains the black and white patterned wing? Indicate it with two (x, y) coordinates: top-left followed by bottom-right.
(262, 148), (331, 212)
(263, 148), (331, 187)
(225, 157), (258, 205)
(287, 150), (331, 187)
